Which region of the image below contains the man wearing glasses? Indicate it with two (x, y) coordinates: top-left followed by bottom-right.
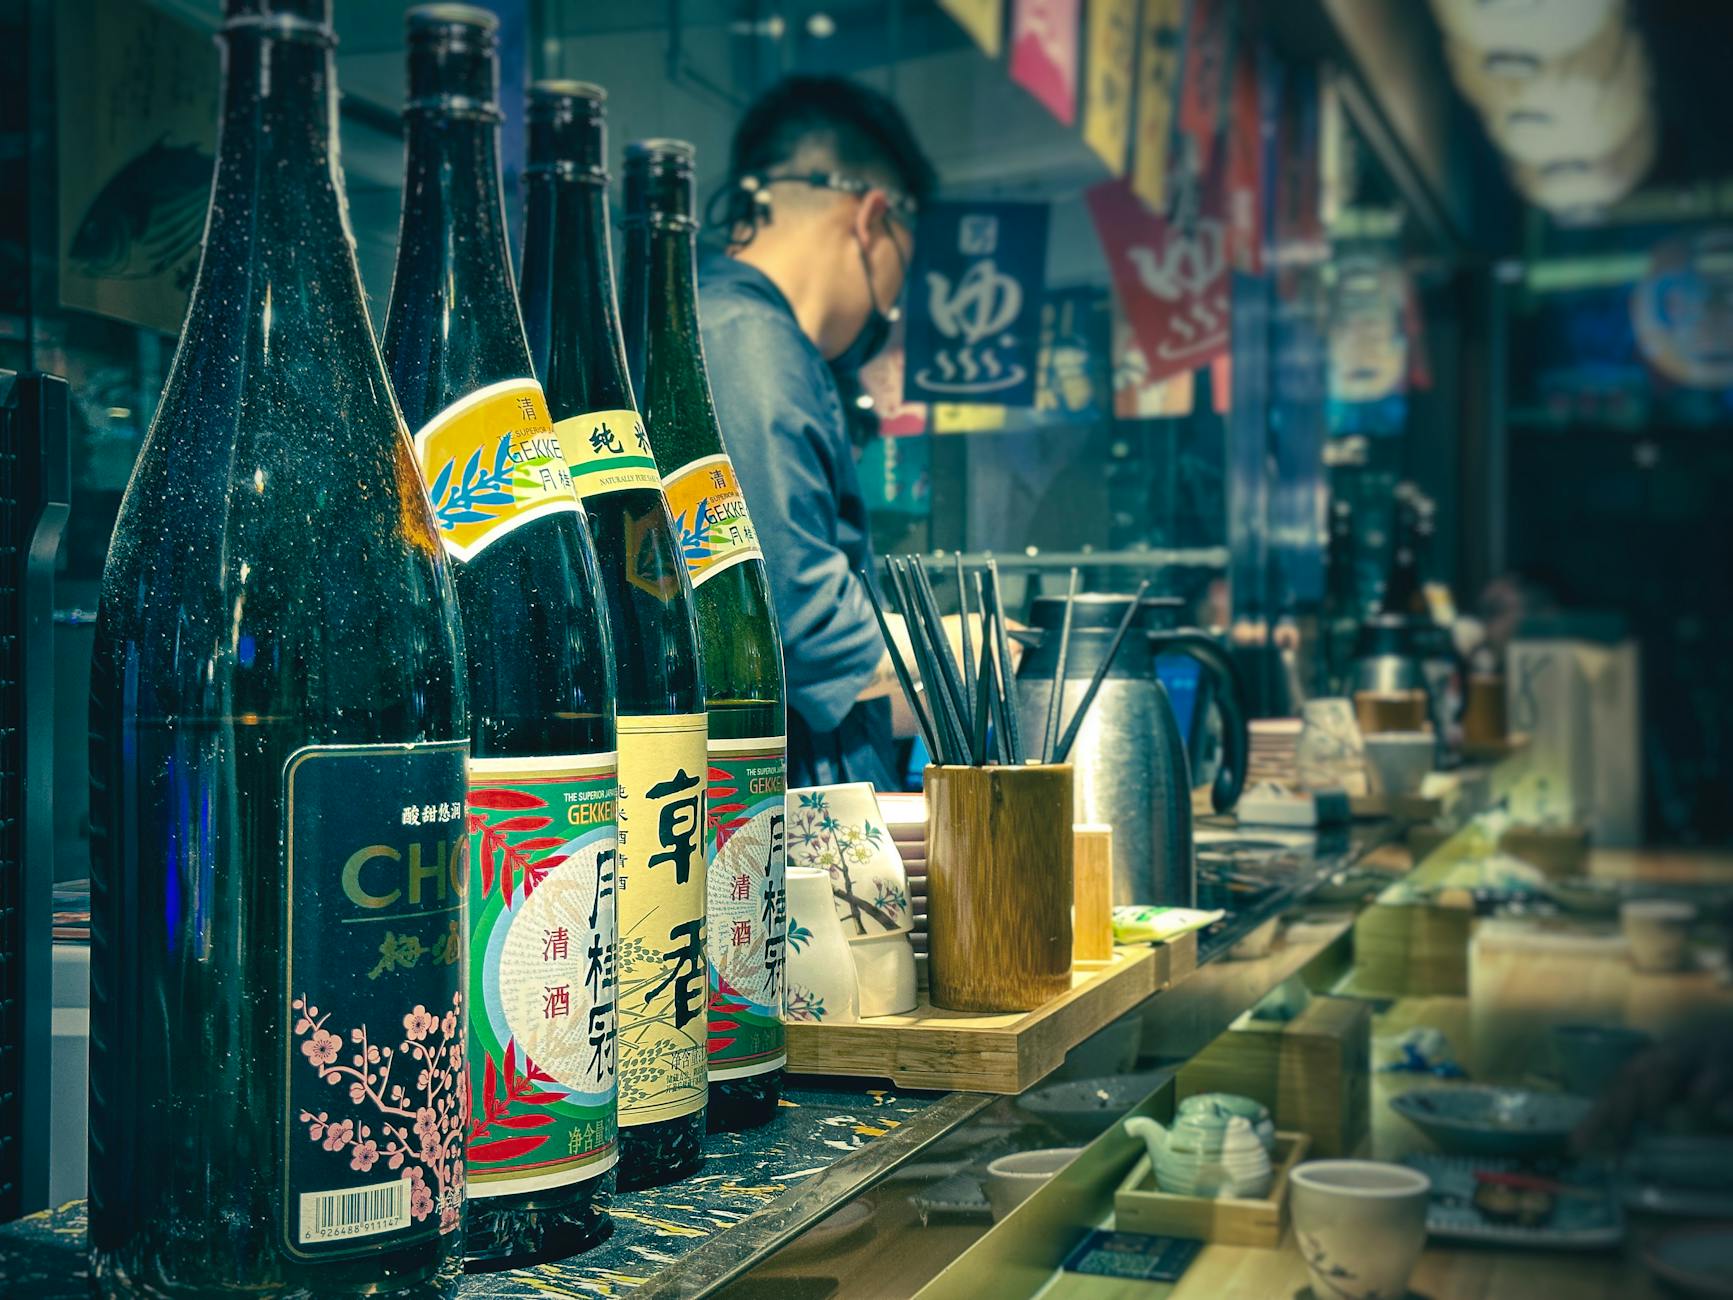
(700, 75), (937, 788)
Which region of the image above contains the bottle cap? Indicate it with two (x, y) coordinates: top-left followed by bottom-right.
(405, 4), (500, 120)
(623, 139), (697, 226)
(526, 80), (607, 178)
(222, 0), (334, 41)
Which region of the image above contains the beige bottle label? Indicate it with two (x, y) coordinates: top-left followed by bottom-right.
(553, 409), (664, 500)
(662, 453), (765, 589)
(412, 378), (579, 564)
(615, 712), (710, 1127)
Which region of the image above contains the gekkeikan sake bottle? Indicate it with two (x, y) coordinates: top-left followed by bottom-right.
(624, 139), (788, 1133)
(380, 7), (619, 1268)
(88, 1), (469, 1294)
(519, 80), (710, 1190)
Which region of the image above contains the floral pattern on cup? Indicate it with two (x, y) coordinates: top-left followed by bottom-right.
(784, 984), (828, 1023)
(789, 786), (914, 937)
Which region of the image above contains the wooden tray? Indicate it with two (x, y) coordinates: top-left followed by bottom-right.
(1114, 1131), (1311, 1247)
(785, 934), (1195, 1094)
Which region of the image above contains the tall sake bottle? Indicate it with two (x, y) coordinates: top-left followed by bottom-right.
(87, 1), (469, 1294)
(624, 140), (788, 1133)
(520, 81), (710, 1189)
(380, 7), (619, 1267)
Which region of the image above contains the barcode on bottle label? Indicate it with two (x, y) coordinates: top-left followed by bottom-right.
(297, 1178), (411, 1245)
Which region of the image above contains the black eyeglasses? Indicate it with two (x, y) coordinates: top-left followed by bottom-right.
(711, 169), (919, 244)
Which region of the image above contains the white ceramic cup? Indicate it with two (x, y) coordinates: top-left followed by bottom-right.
(849, 928), (918, 1017)
(1362, 732), (1435, 797)
(784, 867), (860, 1024)
(788, 783), (914, 938)
(1290, 1160), (1430, 1300)
(1621, 899), (1697, 973)
(982, 1147), (1081, 1220)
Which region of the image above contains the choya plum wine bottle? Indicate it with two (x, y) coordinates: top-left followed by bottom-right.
(87, 1), (470, 1295)
(519, 81), (710, 1189)
(623, 141), (788, 1133)
(380, 7), (620, 1268)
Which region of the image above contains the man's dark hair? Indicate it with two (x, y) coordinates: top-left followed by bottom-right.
(728, 74), (938, 211)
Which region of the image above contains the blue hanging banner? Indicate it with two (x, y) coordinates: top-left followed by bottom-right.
(903, 201), (1050, 408)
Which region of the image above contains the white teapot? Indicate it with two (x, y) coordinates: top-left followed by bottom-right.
(1124, 1111), (1273, 1199)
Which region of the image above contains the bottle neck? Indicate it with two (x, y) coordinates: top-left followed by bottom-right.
(386, 110), (529, 426)
(643, 216), (723, 459)
(534, 171), (635, 417)
(197, 25), (353, 310)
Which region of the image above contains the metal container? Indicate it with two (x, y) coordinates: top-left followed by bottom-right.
(1015, 596), (1248, 907)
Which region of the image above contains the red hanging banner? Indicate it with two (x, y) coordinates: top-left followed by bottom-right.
(1009, 0), (1081, 126)
(1086, 178), (1231, 387)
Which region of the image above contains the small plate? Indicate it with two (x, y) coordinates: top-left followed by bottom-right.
(1390, 1086), (1591, 1157)
(1403, 1152), (1623, 1249)
(1647, 1226), (1733, 1298)
(1016, 1071), (1168, 1141)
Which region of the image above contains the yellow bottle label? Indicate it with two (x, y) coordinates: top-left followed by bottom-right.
(662, 454), (765, 589)
(553, 409), (665, 500)
(412, 378), (579, 564)
(615, 712), (710, 1127)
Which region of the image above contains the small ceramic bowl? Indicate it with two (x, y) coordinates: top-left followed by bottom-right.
(1362, 732), (1435, 797)
(1389, 1085), (1591, 1157)
(982, 1148), (1080, 1220)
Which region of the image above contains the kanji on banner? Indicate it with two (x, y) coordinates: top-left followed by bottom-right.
(1010, 0), (1080, 126)
(1131, 0), (1186, 215)
(939, 0), (1004, 56)
(904, 201), (1050, 408)
(1087, 178), (1230, 388)
(1082, 0), (1137, 175)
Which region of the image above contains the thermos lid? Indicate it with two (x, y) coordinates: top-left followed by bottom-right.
(1027, 593), (1185, 633)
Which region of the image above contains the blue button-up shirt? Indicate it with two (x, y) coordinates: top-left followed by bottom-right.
(698, 254), (897, 789)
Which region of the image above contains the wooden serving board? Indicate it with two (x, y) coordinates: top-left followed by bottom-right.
(785, 935), (1194, 1094)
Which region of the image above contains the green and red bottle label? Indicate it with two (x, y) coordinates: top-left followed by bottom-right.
(663, 453), (764, 589)
(704, 735), (787, 1081)
(465, 753), (619, 1198)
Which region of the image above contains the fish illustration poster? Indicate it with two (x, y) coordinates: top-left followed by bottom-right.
(56, 0), (216, 337)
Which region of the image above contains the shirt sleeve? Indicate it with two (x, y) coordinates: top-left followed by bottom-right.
(703, 306), (885, 736)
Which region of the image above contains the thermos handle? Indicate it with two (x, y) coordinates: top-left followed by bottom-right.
(1150, 631), (1249, 813)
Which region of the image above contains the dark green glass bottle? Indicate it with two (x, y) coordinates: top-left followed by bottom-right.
(624, 140), (788, 1133)
(380, 7), (619, 1268)
(520, 81), (710, 1190)
(88, 2), (469, 1294)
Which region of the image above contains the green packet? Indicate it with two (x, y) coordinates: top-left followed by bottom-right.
(1111, 904), (1225, 944)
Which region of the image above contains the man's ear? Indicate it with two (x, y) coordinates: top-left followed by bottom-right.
(852, 188), (891, 245)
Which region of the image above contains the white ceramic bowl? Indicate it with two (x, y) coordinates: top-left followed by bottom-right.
(1362, 732), (1435, 797)
(982, 1147), (1080, 1220)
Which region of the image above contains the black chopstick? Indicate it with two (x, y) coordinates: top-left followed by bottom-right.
(1054, 579), (1151, 763)
(1042, 568), (1081, 763)
(955, 553), (976, 740)
(986, 558), (1022, 763)
(890, 558), (967, 764)
(974, 571), (1011, 764)
(862, 565), (938, 761)
(910, 557), (970, 753)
